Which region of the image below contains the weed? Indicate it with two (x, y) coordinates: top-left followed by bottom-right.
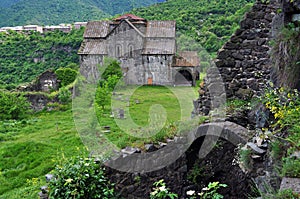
(239, 148), (253, 171)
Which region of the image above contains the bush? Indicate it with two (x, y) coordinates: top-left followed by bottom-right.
(0, 90), (30, 120)
(101, 58), (123, 81)
(55, 67), (78, 87)
(58, 87), (72, 104)
(49, 157), (115, 199)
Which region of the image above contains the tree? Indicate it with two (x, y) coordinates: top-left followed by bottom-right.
(101, 58), (123, 81)
(55, 67), (78, 87)
(95, 83), (111, 110)
(0, 90), (30, 120)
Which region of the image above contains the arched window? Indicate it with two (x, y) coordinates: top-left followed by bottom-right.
(116, 45), (122, 57)
(128, 45), (134, 57)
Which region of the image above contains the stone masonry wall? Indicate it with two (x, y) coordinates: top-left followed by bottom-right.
(195, 0), (280, 114)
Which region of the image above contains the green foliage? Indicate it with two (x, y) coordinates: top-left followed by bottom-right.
(0, 28), (84, 88)
(239, 148), (253, 171)
(271, 23), (300, 89)
(186, 182), (227, 199)
(187, 161), (206, 184)
(281, 158), (300, 178)
(101, 58), (123, 81)
(0, 90), (30, 120)
(262, 87), (300, 177)
(49, 156), (115, 199)
(199, 182), (227, 199)
(55, 67), (78, 87)
(58, 87), (72, 104)
(133, 0), (254, 55)
(0, 0), (164, 27)
(275, 189), (299, 199)
(150, 179), (178, 199)
(0, 110), (87, 198)
(95, 83), (111, 110)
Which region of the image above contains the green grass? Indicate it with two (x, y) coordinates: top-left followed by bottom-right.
(97, 85), (200, 149)
(0, 110), (87, 198)
(0, 85), (201, 198)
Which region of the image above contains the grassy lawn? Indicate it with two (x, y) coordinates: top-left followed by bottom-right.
(0, 85), (201, 198)
(97, 85), (200, 149)
(0, 109), (87, 198)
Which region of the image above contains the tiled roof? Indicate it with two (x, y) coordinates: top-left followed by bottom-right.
(78, 40), (107, 55)
(173, 51), (200, 67)
(143, 38), (176, 54)
(146, 21), (176, 38)
(114, 14), (146, 21)
(83, 21), (110, 38)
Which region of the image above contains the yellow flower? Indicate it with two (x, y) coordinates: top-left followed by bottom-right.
(271, 106), (277, 112)
(65, 178), (73, 183)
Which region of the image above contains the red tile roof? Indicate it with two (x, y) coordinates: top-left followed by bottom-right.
(114, 14), (146, 21)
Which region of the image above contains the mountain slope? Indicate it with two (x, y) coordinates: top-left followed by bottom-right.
(0, 0), (165, 27)
(132, 0), (254, 55)
(0, 28), (84, 88)
(0, 0), (21, 8)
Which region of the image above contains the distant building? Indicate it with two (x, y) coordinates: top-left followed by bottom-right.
(23, 25), (43, 33)
(74, 22), (87, 29)
(43, 25), (72, 33)
(78, 14), (200, 86)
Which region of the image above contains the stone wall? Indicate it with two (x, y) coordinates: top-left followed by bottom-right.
(217, 0), (279, 98)
(102, 122), (255, 199)
(195, 0), (280, 115)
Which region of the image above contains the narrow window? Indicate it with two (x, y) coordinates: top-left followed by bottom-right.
(116, 45), (122, 57)
(129, 45), (133, 57)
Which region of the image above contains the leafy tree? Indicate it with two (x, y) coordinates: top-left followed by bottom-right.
(55, 67), (78, 87)
(95, 83), (111, 110)
(101, 58), (123, 81)
(0, 90), (30, 120)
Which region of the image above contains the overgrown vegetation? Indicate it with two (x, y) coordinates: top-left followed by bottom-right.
(133, 0), (254, 56)
(0, 109), (87, 198)
(261, 87), (300, 178)
(0, 90), (30, 120)
(271, 23), (300, 89)
(0, 28), (84, 89)
(49, 157), (115, 199)
(0, 0), (165, 27)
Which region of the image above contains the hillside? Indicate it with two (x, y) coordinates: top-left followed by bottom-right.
(0, 0), (254, 88)
(0, 28), (84, 88)
(133, 0), (254, 55)
(0, 0), (165, 27)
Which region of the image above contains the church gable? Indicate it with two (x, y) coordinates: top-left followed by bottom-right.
(106, 20), (144, 58)
(78, 14), (199, 86)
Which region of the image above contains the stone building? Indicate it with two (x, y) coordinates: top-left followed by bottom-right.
(78, 14), (200, 86)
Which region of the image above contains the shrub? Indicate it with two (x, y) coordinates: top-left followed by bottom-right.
(49, 156), (115, 199)
(0, 90), (30, 120)
(55, 67), (78, 87)
(58, 87), (71, 104)
(101, 58), (123, 81)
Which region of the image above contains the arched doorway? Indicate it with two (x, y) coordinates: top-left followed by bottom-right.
(175, 69), (193, 86)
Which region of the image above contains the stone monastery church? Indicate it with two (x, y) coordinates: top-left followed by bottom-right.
(78, 14), (200, 86)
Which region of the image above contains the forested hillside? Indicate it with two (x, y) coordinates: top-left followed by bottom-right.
(0, 29), (84, 88)
(0, 0), (165, 27)
(0, 0), (254, 88)
(133, 0), (254, 54)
